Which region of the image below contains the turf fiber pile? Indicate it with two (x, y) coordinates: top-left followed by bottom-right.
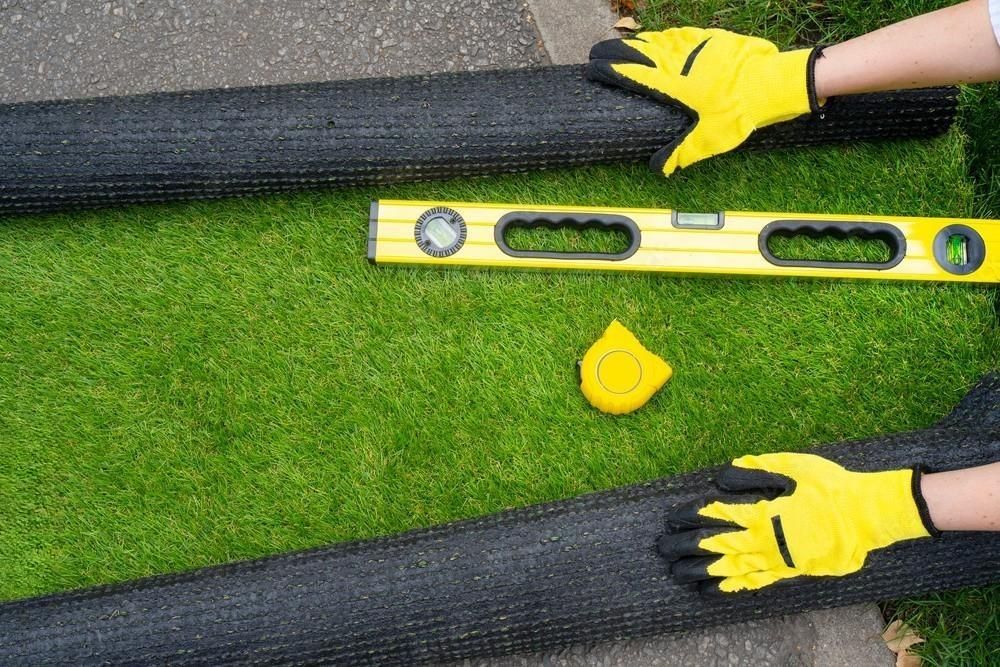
(1, 375), (997, 665)
(0, 66), (956, 214)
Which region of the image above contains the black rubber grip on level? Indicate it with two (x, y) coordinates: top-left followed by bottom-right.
(495, 211), (641, 260)
(0, 66), (957, 215)
(1, 374), (998, 666)
(759, 220), (908, 270)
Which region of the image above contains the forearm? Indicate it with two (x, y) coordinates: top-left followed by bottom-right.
(814, 0), (1000, 98)
(921, 461), (1000, 531)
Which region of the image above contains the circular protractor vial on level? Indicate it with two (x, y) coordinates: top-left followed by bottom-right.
(415, 206), (467, 258)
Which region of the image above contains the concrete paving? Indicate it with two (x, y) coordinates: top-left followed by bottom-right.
(530, 0), (619, 63)
(451, 604), (893, 667)
(0, 1), (893, 665)
(0, 0), (546, 102)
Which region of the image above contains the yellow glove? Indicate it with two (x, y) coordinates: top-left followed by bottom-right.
(587, 28), (823, 175)
(657, 453), (938, 593)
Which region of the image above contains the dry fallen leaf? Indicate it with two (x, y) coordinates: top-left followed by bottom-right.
(614, 17), (641, 32)
(882, 620), (925, 667)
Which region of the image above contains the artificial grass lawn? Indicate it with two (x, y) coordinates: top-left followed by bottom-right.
(2, 134), (996, 596)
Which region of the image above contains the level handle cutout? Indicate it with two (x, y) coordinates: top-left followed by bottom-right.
(759, 220), (906, 271)
(495, 212), (641, 261)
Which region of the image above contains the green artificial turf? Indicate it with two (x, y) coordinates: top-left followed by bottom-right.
(505, 223), (634, 255)
(2, 138), (995, 593)
(0, 1), (997, 663)
(961, 82), (1000, 217)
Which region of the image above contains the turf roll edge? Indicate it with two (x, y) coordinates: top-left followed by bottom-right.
(1, 65), (957, 215)
(1, 374), (998, 665)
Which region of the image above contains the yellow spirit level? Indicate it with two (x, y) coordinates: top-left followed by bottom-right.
(368, 200), (1000, 283)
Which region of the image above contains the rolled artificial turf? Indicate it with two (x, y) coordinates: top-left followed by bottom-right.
(1, 374), (997, 666)
(1, 66), (956, 214)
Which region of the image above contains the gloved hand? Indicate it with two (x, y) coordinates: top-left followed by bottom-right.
(657, 453), (939, 593)
(587, 28), (823, 176)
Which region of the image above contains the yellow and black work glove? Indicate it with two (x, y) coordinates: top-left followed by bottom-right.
(657, 453), (939, 594)
(587, 28), (824, 176)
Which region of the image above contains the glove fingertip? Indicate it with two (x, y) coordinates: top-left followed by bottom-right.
(656, 530), (701, 561)
(586, 58), (652, 94)
(715, 462), (792, 495)
(587, 38), (655, 67)
(656, 532), (679, 559)
(650, 142), (681, 177)
(730, 453), (762, 468)
(588, 59), (673, 111)
(714, 462), (758, 488)
(657, 526), (735, 561)
(588, 38), (622, 61)
(696, 577), (729, 598)
(670, 556), (716, 584)
(664, 498), (708, 531)
(585, 58), (619, 86)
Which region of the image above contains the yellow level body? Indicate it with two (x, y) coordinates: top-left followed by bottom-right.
(368, 200), (1000, 283)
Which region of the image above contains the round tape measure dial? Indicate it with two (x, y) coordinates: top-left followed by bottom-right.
(579, 320), (672, 415)
(596, 350), (643, 394)
(415, 207), (467, 258)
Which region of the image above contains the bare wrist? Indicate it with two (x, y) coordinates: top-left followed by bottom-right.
(920, 462), (1000, 532)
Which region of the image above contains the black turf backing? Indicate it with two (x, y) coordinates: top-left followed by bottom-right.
(0, 65), (956, 215)
(0, 375), (997, 666)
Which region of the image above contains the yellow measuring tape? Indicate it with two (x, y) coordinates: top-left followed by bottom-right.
(368, 200), (999, 283)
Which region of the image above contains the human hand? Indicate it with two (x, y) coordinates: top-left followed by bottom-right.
(657, 452), (937, 593)
(588, 28), (822, 176)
